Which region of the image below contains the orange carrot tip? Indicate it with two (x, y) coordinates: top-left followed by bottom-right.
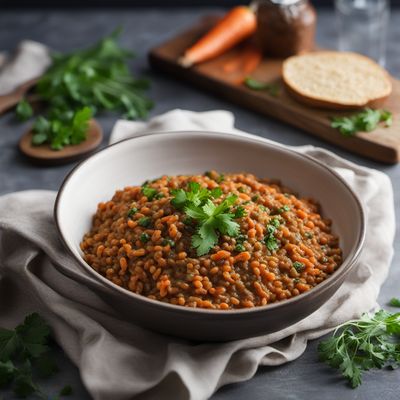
(180, 6), (257, 68)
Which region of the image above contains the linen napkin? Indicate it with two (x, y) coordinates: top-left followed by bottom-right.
(0, 109), (395, 400)
(0, 40), (50, 96)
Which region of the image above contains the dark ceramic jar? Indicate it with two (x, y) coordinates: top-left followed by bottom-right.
(253, 0), (317, 58)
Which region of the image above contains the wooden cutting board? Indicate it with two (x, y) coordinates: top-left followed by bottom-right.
(149, 17), (400, 164)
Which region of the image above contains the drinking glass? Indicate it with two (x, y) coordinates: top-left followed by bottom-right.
(335, 0), (390, 66)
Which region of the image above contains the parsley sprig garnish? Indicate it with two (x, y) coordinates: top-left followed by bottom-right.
(318, 310), (400, 388)
(389, 298), (400, 308)
(0, 313), (72, 399)
(331, 108), (392, 137)
(171, 182), (242, 256)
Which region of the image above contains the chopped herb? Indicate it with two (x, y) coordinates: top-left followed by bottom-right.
(251, 195), (259, 202)
(59, 384), (73, 396)
(138, 217), (151, 227)
(321, 256), (329, 263)
(270, 218), (280, 228)
(318, 309), (400, 388)
(233, 206), (247, 218)
(161, 238), (175, 247)
(244, 77), (280, 97)
(216, 174), (225, 183)
(331, 108), (393, 137)
(264, 220), (280, 252)
(389, 298), (400, 307)
(211, 187), (223, 198)
(171, 182), (210, 209)
(15, 99), (33, 121)
(238, 186), (246, 193)
(277, 205), (291, 214)
(259, 205), (268, 212)
(0, 313), (71, 398)
(127, 207), (138, 218)
(140, 233), (150, 243)
(305, 232), (313, 239)
(293, 261), (305, 271)
(155, 192), (164, 199)
(235, 243), (246, 252)
(142, 185), (157, 200)
(242, 201), (251, 205)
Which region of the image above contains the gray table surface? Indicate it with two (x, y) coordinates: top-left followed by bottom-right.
(0, 7), (399, 400)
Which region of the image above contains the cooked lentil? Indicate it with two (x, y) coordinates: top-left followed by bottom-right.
(81, 171), (342, 310)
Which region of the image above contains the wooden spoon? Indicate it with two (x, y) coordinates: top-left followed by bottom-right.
(0, 78), (38, 114)
(19, 119), (103, 165)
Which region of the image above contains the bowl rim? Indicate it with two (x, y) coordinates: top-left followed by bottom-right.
(54, 130), (366, 315)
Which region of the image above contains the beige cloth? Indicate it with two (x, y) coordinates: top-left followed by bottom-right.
(0, 109), (395, 400)
(0, 40), (50, 96)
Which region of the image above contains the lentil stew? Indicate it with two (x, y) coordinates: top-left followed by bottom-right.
(81, 171), (342, 310)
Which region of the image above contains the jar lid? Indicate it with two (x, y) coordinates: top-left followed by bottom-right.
(269, 0), (301, 4)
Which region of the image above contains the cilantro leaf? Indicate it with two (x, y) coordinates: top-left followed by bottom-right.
(264, 220), (280, 252)
(170, 189), (187, 209)
(331, 109), (393, 137)
(13, 371), (37, 398)
(35, 353), (58, 378)
(389, 298), (400, 307)
(0, 329), (19, 362)
(244, 77), (280, 97)
(16, 99), (33, 122)
(233, 206), (247, 218)
(0, 360), (16, 387)
(142, 185), (157, 201)
(318, 310), (400, 388)
(171, 179), (240, 256)
(16, 313), (51, 358)
(59, 384), (73, 396)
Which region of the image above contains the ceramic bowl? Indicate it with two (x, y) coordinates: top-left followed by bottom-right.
(55, 131), (365, 341)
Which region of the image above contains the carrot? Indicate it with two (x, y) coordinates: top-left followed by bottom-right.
(179, 6), (257, 67)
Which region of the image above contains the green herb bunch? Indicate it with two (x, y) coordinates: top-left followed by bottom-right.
(171, 182), (243, 256)
(318, 310), (400, 388)
(331, 108), (392, 137)
(0, 313), (72, 399)
(16, 29), (152, 150)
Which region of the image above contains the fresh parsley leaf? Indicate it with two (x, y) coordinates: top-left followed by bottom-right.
(16, 99), (33, 122)
(140, 233), (150, 243)
(142, 185), (157, 200)
(127, 207), (138, 218)
(331, 109), (393, 137)
(210, 187), (223, 198)
(0, 360), (15, 387)
(216, 174), (225, 184)
(31, 107), (92, 150)
(172, 184), (239, 255)
(264, 220), (280, 252)
(234, 243), (246, 252)
(35, 353), (58, 379)
(138, 217), (151, 227)
(293, 261), (305, 271)
(13, 371), (37, 398)
(0, 313), (72, 400)
(389, 298), (400, 307)
(161, 238), (175, 247)
(0, 329), (19, 362)
(15, 313), (51, 359)
(318, 310), (400, 388)
(233, 206), (247, 218)
(59, 384), (73, 396)
(244, 77), (280, 96)
(170, 189), (187, 209)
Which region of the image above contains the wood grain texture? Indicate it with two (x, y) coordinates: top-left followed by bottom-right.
(149, 17), (400, 164)
(19, 119), (103, 165)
